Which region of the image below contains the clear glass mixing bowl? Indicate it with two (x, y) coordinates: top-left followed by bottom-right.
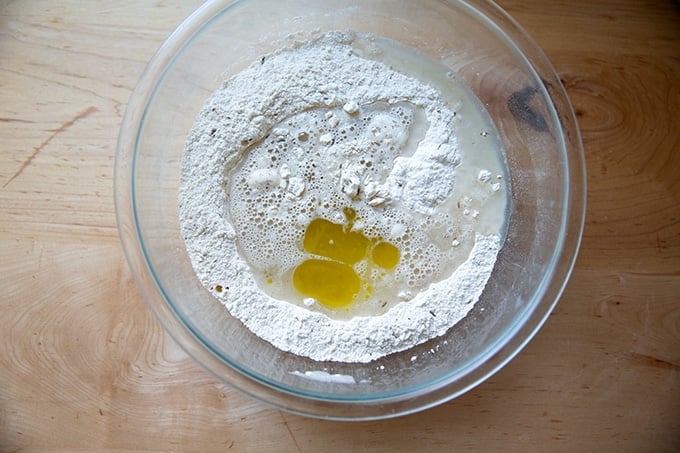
(115, 0), (586, 420)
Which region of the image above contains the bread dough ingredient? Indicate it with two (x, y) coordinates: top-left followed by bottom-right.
(179, 31), (508, 363)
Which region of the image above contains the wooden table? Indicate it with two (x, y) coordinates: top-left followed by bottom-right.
(2, 1), (678, 451)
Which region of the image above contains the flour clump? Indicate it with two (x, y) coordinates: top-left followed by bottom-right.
(179, 31), (508, 363)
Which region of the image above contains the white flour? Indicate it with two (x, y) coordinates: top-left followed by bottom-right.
(179, 31), (505, 363)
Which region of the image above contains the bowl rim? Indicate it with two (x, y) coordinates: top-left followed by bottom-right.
(115, 0), (586, 420)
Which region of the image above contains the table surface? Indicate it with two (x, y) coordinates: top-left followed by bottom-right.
(2, 1), (679, 451)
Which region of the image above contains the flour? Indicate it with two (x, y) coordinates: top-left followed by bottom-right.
(179, 31), (507, 363)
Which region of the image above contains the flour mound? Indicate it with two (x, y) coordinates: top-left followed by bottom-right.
(179, 31), (502, 363)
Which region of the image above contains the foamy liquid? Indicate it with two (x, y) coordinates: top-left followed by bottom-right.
(227, 34), (509, 320)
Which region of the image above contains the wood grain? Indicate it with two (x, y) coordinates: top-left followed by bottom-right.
(1, 0), (679, 451)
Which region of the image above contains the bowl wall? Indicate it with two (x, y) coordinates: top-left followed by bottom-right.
(115, 0), (585, 419)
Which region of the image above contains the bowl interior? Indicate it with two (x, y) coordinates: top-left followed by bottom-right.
(117, 0), (584, 418)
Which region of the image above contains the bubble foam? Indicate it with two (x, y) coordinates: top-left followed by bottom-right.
(227, 101), (472, 319)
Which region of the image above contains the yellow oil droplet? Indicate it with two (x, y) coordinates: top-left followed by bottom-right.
(266, 277), (273, 285)
(372, 241), (400, 269)
(303, 218), (369, 265)
(293, 259), (359, 308)
(343, 207), (357, 224)
(293, 210), (401, 310)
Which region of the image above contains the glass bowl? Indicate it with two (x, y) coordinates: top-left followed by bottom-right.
(115, 0), (585, 420)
